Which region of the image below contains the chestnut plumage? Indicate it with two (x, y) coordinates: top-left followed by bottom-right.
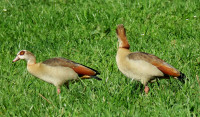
(13, 50), (101, 94)
(116, 24), (185, 94)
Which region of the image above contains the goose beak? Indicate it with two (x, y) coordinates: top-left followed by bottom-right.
(13, 56), (20, 62)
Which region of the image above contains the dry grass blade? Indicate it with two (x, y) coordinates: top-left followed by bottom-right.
(196, 75), (200, 87)
(38, 93), (56, 108)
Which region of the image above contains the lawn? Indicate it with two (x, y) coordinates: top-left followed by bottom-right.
(0, 0), (200, 116)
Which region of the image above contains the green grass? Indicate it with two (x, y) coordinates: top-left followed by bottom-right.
(0, 0), (200, 116)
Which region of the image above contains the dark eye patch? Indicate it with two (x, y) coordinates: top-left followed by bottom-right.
(19, 51), (25, 55)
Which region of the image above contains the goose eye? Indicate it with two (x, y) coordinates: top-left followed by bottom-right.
(19, 51), (25, 55)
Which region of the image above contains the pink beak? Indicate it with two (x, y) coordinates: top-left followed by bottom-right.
(13, 56), (20, 62)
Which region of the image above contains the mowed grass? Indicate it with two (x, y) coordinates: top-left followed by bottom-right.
(0, 0), (200, 116)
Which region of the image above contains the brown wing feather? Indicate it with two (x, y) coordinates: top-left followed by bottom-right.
(128, 52), (181, 77)
(43, 58), (99, 76)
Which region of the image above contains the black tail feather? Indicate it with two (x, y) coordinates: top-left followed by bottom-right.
(178, 72), (185, 84)
(91, 76), (102, 80)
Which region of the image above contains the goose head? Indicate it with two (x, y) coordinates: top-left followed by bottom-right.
(13, 50), (36, 64)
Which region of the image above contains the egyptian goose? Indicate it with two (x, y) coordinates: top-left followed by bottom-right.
(13, 50), (101, 94)
(116, 24), (185, 94)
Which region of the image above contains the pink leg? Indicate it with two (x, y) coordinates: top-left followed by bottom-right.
(57, 88), (61, 94)
(144, 86), (149, 94)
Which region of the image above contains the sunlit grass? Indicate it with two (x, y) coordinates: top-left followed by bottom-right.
(0, 0), (200, 116)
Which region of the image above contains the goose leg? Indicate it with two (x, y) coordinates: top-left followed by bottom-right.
(144, 86), (149, 94)
(64, 82), (69, 89)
